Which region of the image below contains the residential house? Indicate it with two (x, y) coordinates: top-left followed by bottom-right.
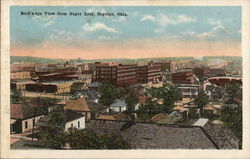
(64, 98), (91, 120)
(37, 110), (85, 132)
(109, 99), (127, 112)
(11, 103), (44, 133)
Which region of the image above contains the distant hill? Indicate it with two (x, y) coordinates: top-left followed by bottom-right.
(10, 56), (242, 64)
(11, 56), (59, 64)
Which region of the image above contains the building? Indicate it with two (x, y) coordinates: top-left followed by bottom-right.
(208, 76), (242, 86)
(177, 84), (199, 99)
(11, 103), (45, 133)
(109, 99), (127, 112)
(86, 120), (217, 149)
(26, 81), (73, 94)
(153, 61), (176, 72)
(37, 110), (85, 132)
(137, 64), (161, 84)
(192, 67), (210, 80)
(171, 70), (197, 84)
(95, 64), (138, 87)
(64, 98), (91, 120)
(11, 80), (36, 91)
(11, 71), (31, 80)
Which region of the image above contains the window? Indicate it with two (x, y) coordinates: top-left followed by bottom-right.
(25, 121), (28, 129)
(78, 121), (80, 128)
(33, 119), (35, 126)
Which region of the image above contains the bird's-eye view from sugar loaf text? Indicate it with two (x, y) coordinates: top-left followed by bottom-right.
(10, 6), (242, 149)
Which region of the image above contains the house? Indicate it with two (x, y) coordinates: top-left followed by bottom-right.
(64, 98), (91, 120)
(109, 99), (127, 112)
(37, 110), (85, 132)
(203, 104), (222, 116)
(86, 120), (217, 149)
(96, 112), (131, 121)
(87, 101), (109, 119)
(151, 113), (168, 123)
(88, 81), (102, 91)
(11, 103), (44, 133)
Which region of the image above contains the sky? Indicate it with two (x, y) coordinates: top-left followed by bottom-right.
(10, 6), (242, 59)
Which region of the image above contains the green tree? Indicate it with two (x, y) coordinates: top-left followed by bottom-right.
(224, 84), (242, 104)
(220, 84), (242, 148)
(163, 84), (182, 113)
(99, 82), (118, 105)
(67, 128), (105, 149)
(39, 112), (67, 149)
(125, 94), (139, 113)
(194, 89), (209, 117)
(11, 88), (23, 102)
(67, 128), (130, 149)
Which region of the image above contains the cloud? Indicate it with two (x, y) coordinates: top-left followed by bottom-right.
(140, 15), (156, 22)
(141, 14), (196, 26)
(158, 14), (196, 26)
(112, 16), (126, 23)
(98, 36), (116, 40)
(83, 22), (120, 33)
(32, 15), (57, 27)
(86, 7), (107, 13)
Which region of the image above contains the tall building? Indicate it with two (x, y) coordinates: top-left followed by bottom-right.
(171, 70), (195, 84)
(95, 64), (138, 87)
(137, 64), (161, 83)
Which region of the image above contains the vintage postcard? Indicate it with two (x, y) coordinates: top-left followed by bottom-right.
(1, 0), (250, 158)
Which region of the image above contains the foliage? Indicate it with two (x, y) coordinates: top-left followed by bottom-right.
(163, 84), (182, 113)
(194, 89), (209, 117)
(11, 89), (23, 102)
(147, 83), (181, 113)
(67, 128), (130, 149)
(220, 84), (242, 147)
(99, 82), (126, 105)
(67, 128), (105, 149)
(40, 132), (67, 149)
(224, 84), (242, 104)
(39, 112), (67, 149)
(125, 94), (138, 113)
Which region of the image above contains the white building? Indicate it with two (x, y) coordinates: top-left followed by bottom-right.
(109, 99), (127, 112)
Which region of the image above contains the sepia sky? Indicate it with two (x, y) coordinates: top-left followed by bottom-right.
(10, 6), (241, 59)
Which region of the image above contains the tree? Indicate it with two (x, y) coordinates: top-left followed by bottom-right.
(163, 84), (182, 113)
(67, 128), (105, 149)
(99, 82), (118, 105)
(125, 94), (138, 113)
(67, 128), (130, 149)
(11, 88), (23, 102)
(99, 82), (126, 106)
(39, 112), (67, 149)
(224, 84), (242, 104)
(220, 84), (242, 148)
(194, 89), (209, 117)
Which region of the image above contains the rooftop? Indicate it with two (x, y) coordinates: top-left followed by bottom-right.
(86, 120), (216, 149)
(64, 98), (90, 112)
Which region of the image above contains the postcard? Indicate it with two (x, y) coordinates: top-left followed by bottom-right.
(1, 0), (250, 158)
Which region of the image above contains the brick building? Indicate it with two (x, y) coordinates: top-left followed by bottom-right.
(95, 64), (138, 87)
(137, 64), (161, 83)
(154, 61), (176, 72)
(171, 70), (195, 84)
